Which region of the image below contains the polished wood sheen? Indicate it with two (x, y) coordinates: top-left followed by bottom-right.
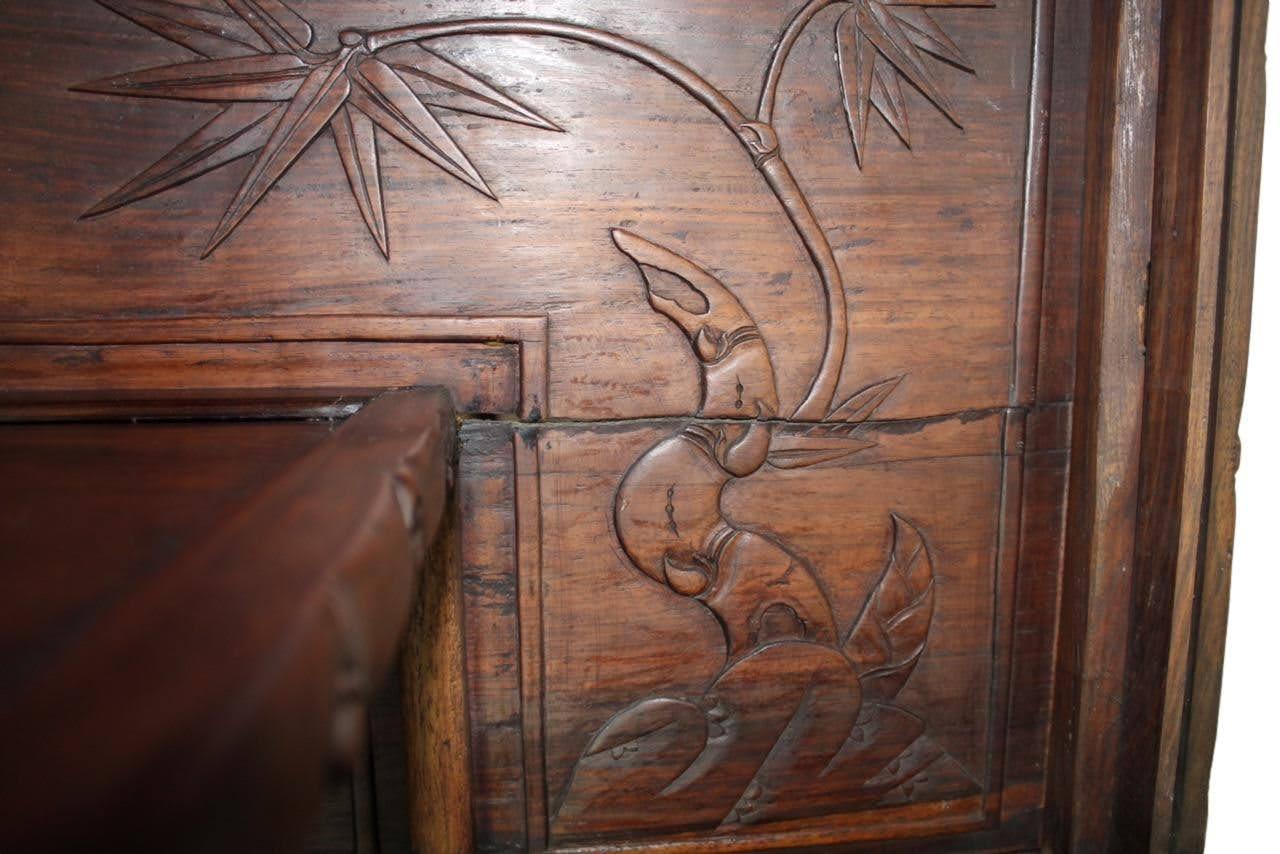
(0, 388), (454, 853)
(0, 1), (1264, 852)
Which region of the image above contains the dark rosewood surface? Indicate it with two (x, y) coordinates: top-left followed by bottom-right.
(0, 0), (1128, 851)
(0, 389), (454, 853)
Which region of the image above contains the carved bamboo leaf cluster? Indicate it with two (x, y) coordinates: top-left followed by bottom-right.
(76, 0), (558, 257)
(832, 0), (993, 166)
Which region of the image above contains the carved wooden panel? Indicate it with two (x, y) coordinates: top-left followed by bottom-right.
(2, 0), (1040, 424)
(0, 0), (1085, 851)
(539, 415), (1016, 844)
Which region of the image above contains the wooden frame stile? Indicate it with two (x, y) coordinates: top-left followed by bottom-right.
(1159, 0), (1268, 849)
(1051, 1), (1268, 852)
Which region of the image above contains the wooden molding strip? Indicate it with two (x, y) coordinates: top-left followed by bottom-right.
(1168, 0), (1269, 848)
(0, 314), (550, 421)
(1051, 0), (1163, 850)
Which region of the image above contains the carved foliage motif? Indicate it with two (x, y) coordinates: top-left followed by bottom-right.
(557, 233), (979, 838)
(831, 0), (995, 165)
(76, 0), (559, 257)
(77, 0), (989, 257)
(75, 0), (998, 843)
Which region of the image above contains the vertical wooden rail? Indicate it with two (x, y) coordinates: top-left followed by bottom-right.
(1167, 0), (1269, 848)
(1117, 1), (1239, 850)
(1051, 0), (1162, 850)
(402, 488), (475, 853)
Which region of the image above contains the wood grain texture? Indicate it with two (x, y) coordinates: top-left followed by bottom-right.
(1, 1), (1057, 850)
(1127, 1), (1240, 849)
(537, 414), (1007, 849)
(402, 488), (475, 853)
(1035, 0), (1090, 406)
(0, 387), (454, 853)
(1050, 0), (1161, 850)
(1167, 0), (1268, 848)
(0, 1), (1036, 423)
(0, 1), (1262, 851)
(0, 315), (549, 420)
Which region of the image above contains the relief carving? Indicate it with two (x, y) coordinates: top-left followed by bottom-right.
(75, 0), (997, 840)
(556, 231), (979, 837)
(76, 0), (560, 257)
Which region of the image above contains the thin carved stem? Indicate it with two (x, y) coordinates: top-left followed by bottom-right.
(370, 20), (749, 132)
(367, 18), (846, 419)
(756, 0), (846, 125)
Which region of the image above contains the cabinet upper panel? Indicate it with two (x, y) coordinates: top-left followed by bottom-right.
(0, 1), (1036, 422)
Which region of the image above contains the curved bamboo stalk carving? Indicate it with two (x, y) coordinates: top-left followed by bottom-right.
(76, 0), (996, 837)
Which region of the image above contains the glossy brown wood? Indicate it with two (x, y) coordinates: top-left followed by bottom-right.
(0, 388), (454, 853)
(0, 0), (1264, 851)
(0, 315), (549, 420)
(402, 494), (475, 853)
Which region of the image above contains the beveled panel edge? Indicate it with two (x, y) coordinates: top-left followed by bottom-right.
(0, 314), (550, 421)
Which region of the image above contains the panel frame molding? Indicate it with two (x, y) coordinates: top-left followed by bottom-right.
(0, 314), (550, 421)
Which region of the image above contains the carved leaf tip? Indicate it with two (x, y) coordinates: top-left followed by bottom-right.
(766, 434), (877, 470)
(225, 0), (314, 54)
(892, 8), (977, 73)
(81, 102), (283, 220)
(201, 59), (353, 257)
(836, 6), (875, 169)
(94, 0), (273, 59)
(349, 58), (496, 201)
(836, 0), (988, 166)
(331, 105), (390, 259)
(844, 513), (935, 701)
(70, 53), (312, 102)
(378, 43), (563, 132)
(827, 375), (904, 424)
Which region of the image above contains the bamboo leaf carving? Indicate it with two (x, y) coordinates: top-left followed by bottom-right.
(78, 3), (572, 255)
(764, 376), (901, 469)
(331, 105), (388, 258)
(826, 375), (903, 427)
(83, 102), (283, 218)
(224, 0), (313, 54)
(203, 57), (353, 255)
(379, 43), (561, 131)
(890, 7), (976, 70)
(834, 0), (992, 167)
(766, 435), (877, 470)
(349, 58), (494, 198)
(72, 53), (312, 101)
(836, 6), (878, 166)
(871, 62), (910, 144)
(93, 0), (272, 58)
(844, 514), (936, 701)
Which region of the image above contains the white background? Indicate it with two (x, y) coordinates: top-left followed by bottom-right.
(1205, 7), (1278, 850)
